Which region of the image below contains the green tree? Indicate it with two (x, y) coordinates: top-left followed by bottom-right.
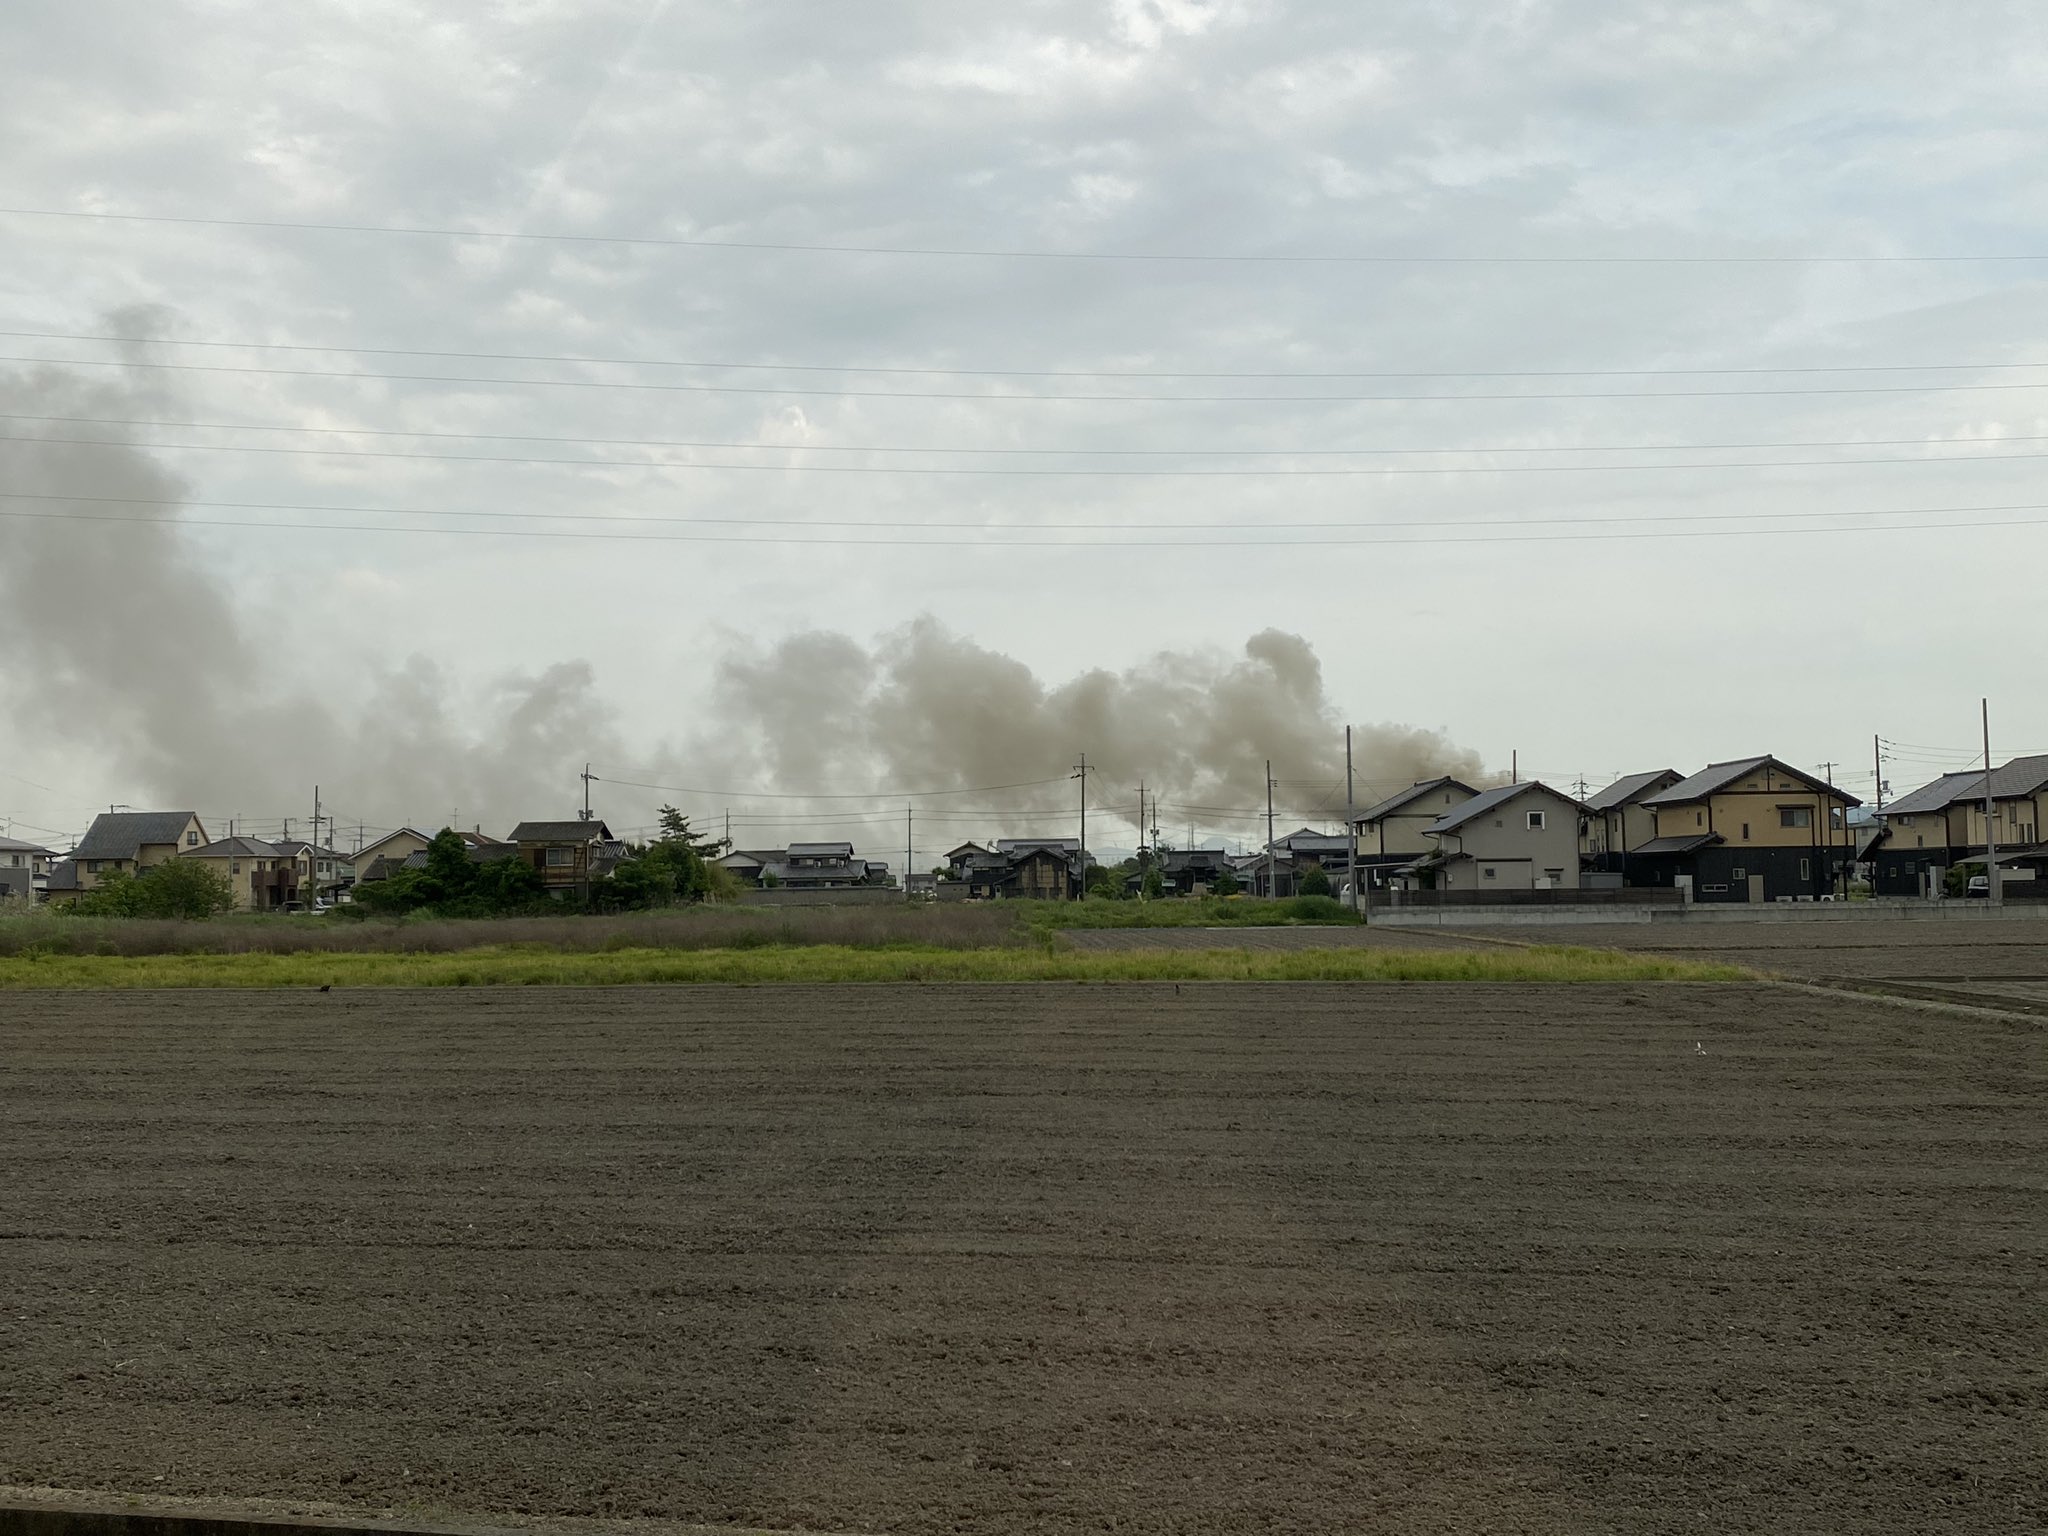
(1300, 867), (1333, 898)
(136, 857), (238, 918)
(1141, 868), (1166, 900)
(1210, 870), (1240, 896)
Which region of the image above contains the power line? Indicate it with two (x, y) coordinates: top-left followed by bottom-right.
(16, 327), (2048, 380)
(17, 352), (2048, 403)
(8, 499), (2048, 549)
(10, 206), (2047, 264)
(16, 428), (2048, 478)
(16, 410), (2048, 459)
(9, 488), (2048, 538)
(592, 771), (1072, 801)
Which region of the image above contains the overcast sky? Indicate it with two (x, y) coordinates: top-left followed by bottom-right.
(4, 1), (2047, 856)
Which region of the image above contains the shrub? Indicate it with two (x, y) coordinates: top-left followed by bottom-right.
(1299, 867), (1333, 898)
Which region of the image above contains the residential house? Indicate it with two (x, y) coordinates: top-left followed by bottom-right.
(1350, 778), (1481, 890)
(1158, 846), (1236, 895)
(44, 811), (209, 903)
(350, 827), (435, 885)
(1246, 828), (1355, 897)
(1631, 756), (1860, 902)
(271, 840), (355, 905)
(0, 836), (56, 903)
(1871, 755), (2048, 895)
(1399, 781), (1588, 892)
(181, 836), (300, 911)
(943, 838), (1086, 900)
(1581, 770), (1683, 874)
(510, 819), (616, 895)
(714, 841), (889, 890)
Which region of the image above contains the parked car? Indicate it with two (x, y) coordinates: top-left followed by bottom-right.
(1967, 875), (1990, 898)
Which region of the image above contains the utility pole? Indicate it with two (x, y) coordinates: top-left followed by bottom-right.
(1983, 698), (2002, 906)
(1346, 725), (1360, 919)
(312, 785), (321, 850)
(1265, 759), (1277, 900)
(1818, 761), (1840, 897)
(580, 763), (595, 821)
(1873, 736), (1885, 813)
(1511, 749), (1518, 784)
(1072, 754), (1088, 896)
(905, 802), (913, 903)
(1137, 780), (1146, 870)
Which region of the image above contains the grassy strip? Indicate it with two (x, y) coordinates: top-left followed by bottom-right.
(0, 943), (1744, 988)
(1027, 895), (1360, 932)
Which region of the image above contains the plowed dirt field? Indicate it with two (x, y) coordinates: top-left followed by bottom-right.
(3, 984), (2043, 1535)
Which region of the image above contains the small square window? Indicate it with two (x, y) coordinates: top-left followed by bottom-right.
(185, 831), (198, 846)
(1732, 867), (1746, 880)
(1526, 810), (1546, 831)
(1482, 866), (1497, 880)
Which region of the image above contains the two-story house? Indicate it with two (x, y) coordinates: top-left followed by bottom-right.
(350, 827), (435, 886)
(1872, 754), (2048, 895)
(1581, 770), (1683, 875)
(1350, 777), (1480, 893)
(510, 819), (616, 896)
(43, 811), (210, 904)
(181, 835), (300, 910)
(1631, 756), (1860, 902)
(271, 840), (355, 905)
(0, 836), (56, 903)
(1399, 781), (1588, 891)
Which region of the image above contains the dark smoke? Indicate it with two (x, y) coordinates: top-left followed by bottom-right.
(1, 350), (1488, 850)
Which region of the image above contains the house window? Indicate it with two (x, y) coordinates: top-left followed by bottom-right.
(1915, 836), (1923, 848)
(545, 847), (573, 867)
(6, 854), (17, 868)
(1899, 816), (1913, 826)
(1482, 866), (1497, 880)
(232, 862), (241, 875)
(1780, 807), (1813, 829)
(1696, 811), (1704, 827)
(1732, 867), (1746, 881)
(1741, 823), (1750, 840)
(1526, 810), (1546, 831)
(186, 831), (198, 846)
(1800, 858), (1812, 879)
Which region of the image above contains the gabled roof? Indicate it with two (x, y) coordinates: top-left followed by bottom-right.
(944, 841), (990, 859)
(1426, 781), (1588, 835)
(787, 841), (855, 858)
(72, 811), (202, 861)
(1586, 769), (1682, 811)
(44, 858), (82, 891)
(510, 819), (613, 842)
(996, 837), (1081, 853)
(1353, 777), (1479, 824)
(356, 827), (432, 859)
(1884, 754), (2048, 815)
(187, 836), (285, 859)
(0, 836), (55, 856)
(1631, 832), (1725, 856)
(1641, 756), (1862, 809)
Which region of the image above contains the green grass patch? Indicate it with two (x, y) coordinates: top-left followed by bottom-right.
(1028, 894), (1360, 933)
(0, 942), (1745, 988)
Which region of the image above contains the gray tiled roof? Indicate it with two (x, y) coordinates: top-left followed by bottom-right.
(44, 859), (82, 891)
(72, 811), (201, 861)
(1426, 781), (1585, 835)
(187, 836), (285, 858)
(1884, 754), (2048, 815)
(1586, 769), (1681, 811)
(1353, 777), (1478, 824)
(787, 842), (856, 858)
(510, 820), (612, 842)
(0, 835), (55, 855)
(1630, 833), (1725, 856)
(1640, 756), (1861, 809)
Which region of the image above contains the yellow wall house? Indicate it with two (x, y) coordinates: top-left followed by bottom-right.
(1632, 756), (1860, 903)
(1873, 753), (2048, 895)
(42, 811), (209, 904)
(180, 835), (302, 911)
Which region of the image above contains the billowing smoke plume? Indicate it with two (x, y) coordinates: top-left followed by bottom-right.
(1, 350), (1487, 853)
(686, 621), (1487, 847)
(0, 348), (623, 840)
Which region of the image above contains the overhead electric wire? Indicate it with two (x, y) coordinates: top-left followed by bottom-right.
(16, 352), (2048, 403)
(18, 428), (2048, 477)
(16, 409), (2048, 460)
(16, 327), (2048, 380)
(10, 205), (2048, 264)
(590, 771), (1072, 801)
(8, 500), (2045, 549)
(9, 488), (2048, 540)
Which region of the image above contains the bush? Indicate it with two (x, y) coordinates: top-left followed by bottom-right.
(72, 860), (236, 919)
(1299, 867), (1333, 898)
(1278, 894), (1349, 922)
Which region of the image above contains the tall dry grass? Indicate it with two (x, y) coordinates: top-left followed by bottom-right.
(0, 903), (1028, 957)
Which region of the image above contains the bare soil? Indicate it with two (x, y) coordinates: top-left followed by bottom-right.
(3, 984), (2044, 1535)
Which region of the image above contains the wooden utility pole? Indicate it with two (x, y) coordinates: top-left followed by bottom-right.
(1072, 754), (1088, 897)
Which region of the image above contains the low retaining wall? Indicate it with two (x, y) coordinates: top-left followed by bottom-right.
(1370, 898), (2048, 928)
